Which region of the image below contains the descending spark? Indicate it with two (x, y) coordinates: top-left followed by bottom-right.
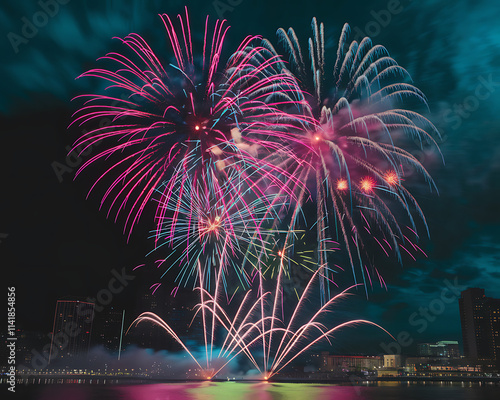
(150, 283), (161, 295)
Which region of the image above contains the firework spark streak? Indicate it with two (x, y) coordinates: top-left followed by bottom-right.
(128, 265), (393, 379)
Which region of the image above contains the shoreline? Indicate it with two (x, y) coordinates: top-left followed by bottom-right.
(3, 375), (500, 385)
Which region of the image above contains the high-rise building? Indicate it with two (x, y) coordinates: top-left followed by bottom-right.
(127, 292), (167, 349)
(49, 300), (95, 362)
(459, 288), (500, 361)
(127, 291), (203, 350)
(17, 331), (46, 366)
(95, 306), (123, 352)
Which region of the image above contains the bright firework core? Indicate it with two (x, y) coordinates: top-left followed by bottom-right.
(191, 119), (207, 133)
(336, 179), (348, 191)
(200, 215), (221, 237)
(360, 177), (376, 193)
(385, 171), (399, 186)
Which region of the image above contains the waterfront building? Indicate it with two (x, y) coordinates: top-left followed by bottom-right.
(49, 300), (95, 362)
(319, 352), (383, 372)
(459, 288), (500, 362)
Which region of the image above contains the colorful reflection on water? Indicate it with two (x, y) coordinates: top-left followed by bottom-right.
(31, 381), (500, 400)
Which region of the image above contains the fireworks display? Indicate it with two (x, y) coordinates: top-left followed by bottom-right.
(71, 7), (441, 378)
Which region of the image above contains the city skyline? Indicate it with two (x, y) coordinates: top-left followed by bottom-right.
(10, 286), (498, 372)
(4, 287), (497, 381)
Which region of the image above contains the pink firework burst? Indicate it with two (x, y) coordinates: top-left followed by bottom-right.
(70, 7), (300, 239)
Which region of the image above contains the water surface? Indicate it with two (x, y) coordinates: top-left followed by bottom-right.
(27, 381), (500, 400)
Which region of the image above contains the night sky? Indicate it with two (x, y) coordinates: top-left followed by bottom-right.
(2, 0), (500, 356)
